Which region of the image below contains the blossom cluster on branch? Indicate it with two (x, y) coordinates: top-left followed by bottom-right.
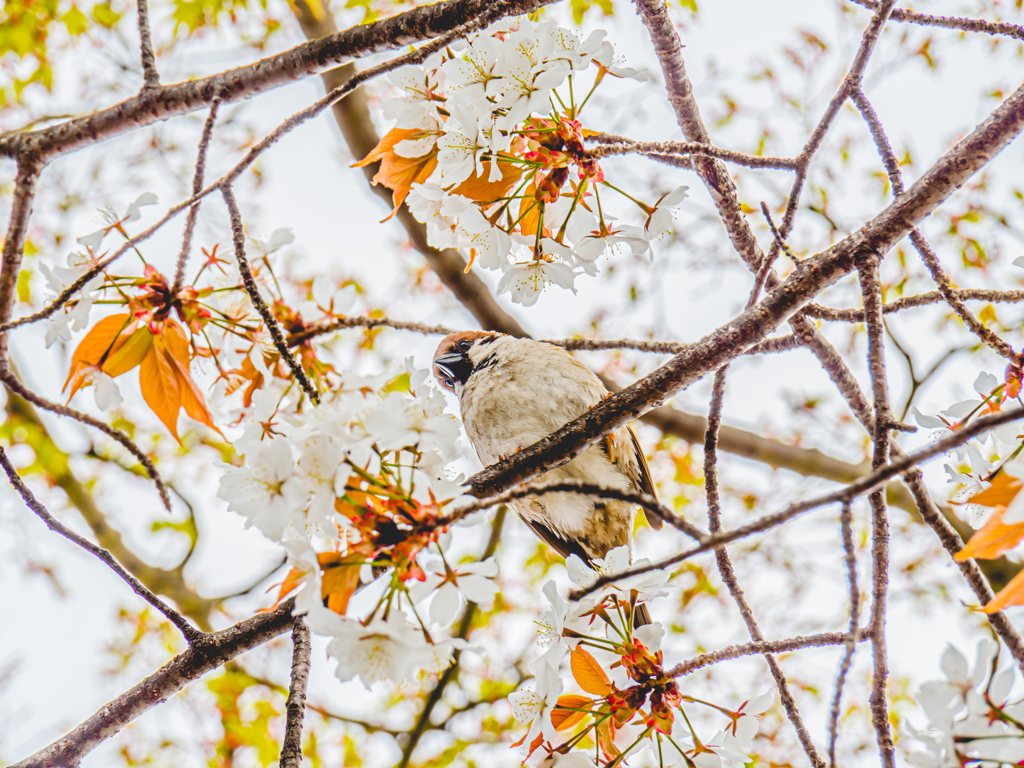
(361, 17), (687, 306)
(906, 640), (1024, 767)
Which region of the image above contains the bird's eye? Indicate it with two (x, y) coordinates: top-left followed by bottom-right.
(458, 340), (471, 351)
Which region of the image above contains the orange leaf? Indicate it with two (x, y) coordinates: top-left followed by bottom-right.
(452, 157), (524, 205)
(163, 321), (221, 436)
(352, 127), (438, 221)
(102, 326), (154, 377)
(318, 551), (364, 615)
(954, 506), (1024, 562)
(551, 694), (594, 731)
(273, 566), (306, 606)
(964, 473), (1024, 508)
(985, 567), (1024, 612)
(571, 646), (612, 696)
(63, 313), (133, 399)
(517, 178), (543, 240)
(139, 338), (183, 441)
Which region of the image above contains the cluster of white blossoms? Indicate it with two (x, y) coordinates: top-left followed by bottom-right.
(905, 640), (1024, 767)
(216, 362), (499, 689)
(509, 547), (771, 767)
(378, 18), (688, 307)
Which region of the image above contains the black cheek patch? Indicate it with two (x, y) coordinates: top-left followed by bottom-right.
(474, 353), (498, 373)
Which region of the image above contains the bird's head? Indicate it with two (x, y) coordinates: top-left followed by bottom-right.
(433, 331), (504, 395)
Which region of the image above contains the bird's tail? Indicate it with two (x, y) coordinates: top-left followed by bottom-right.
(633, 602), (653, 628)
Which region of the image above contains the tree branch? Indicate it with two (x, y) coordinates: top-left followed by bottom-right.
(0, 445), (202, 644)
(668, 632), (866, 678)
(10, 597), (296, 768)
(4, 388), (216, 628)
(587, 138), (800, 170)
(828, 502), (861, 767)
(858, 251), (896, 768)
(171, 100), (220, 295)
(279, 616), (311, 768)
(570, 407), (1024, 599)
(848, 0), (1024, 41)
(803, 288), (1024, 322)
(222, 185), (321, 404)
(0, 0), (560, 162)
(135, 0), (160, 90)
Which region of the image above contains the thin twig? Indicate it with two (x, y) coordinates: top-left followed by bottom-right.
(587, 139), (800, 170)
(828, 501), (860, 767)
(0, 159), (41, 363)
(850, 86), (1019, 365)
(0, 445), (201, 643)
(171, 100), (220, 295)
(768, 0), (897, 266)
(292, 316), (801, 357)
(443, 478), (706, 542)
(857, 251), (896, 768)
(135, 0), (160, 90)
(221, 186), (321, 405)
(279, 615), (311, 768)
(290, 316), (457, 346)
(397, 507), (506, 768)
(0, 368), (172, 510)
(570, 405), (1024, 599)
(848, 0), (1024, 41)
(668, 632), (867, 677)
(703, 334), (824, 765)
(803, 289), (1024, 322)
(760, 202), (801, 263)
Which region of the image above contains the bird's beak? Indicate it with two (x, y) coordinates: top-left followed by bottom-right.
(435, 362), (454, 379)
(434, 352), (463, 380)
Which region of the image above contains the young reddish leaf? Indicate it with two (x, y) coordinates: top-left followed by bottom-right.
(102, 326), (153, 377)
(318, 551), (364, 615)
(139, 337), (183, 441)
(963, 473), (1023, 509)
(954, 507), (1024, 562)
(551, 694), (593, 731)
(63, 313), (132, 399)
(352, 127), (438, 220)
(984, 568), (1024, 613)
(571, 646), (612, 696)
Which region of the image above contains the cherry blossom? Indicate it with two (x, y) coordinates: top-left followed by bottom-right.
(407, 554), (500, 626)
(497, 259), (577, 306)
(325, 613), (454, 689)
(216, 437), (306, 541)
(906, 639), (1024, 767)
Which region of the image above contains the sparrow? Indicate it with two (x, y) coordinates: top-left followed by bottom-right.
(433, 331), (662, 626)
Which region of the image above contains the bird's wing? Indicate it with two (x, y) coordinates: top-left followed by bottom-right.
(627, 427), (663, 530)
(520, 514), (594, 566)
